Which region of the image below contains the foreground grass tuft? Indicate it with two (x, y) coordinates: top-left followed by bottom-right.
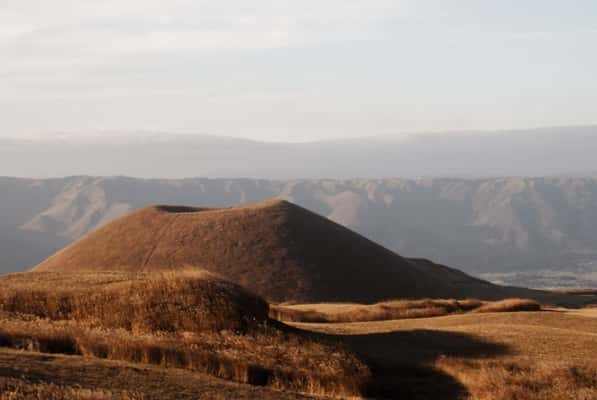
(0, 378), (145, 400)
(438, 358), (597, 400)
(473, 298), (541, 313)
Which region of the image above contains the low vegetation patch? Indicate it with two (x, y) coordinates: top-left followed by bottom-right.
(271, 298), (541, 323)
(438, 358), (597, 400)
(473, 298), (541, 313)
(0, 377), (144, 400)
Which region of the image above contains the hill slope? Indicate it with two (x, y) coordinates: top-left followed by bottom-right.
(0, 348), (315, 400)
(34, 200), (435, 302)
(33, 200), (582, 304)
(4, 175), (597, 286)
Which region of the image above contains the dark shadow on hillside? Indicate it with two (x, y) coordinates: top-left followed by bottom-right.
(344, 329), (509, 365)
(293, 326), (510, 400)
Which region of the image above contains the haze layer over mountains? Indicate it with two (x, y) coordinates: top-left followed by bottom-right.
(2, 126), (597, 179)
(3, 174), (597, 288)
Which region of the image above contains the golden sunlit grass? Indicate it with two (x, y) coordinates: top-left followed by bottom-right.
(0, 271), (370, 398)
(2, 271), (596, 399)
(473, 298), (541, 313)
(0, 348), (314, 400)
(0, 270), (269, 334)
(437, 359), (597, 400)
(0, 314), (367, 397)
(0, 378), (145, 400)
(293, 310), (597, 399)
(270, 298), (540, 323)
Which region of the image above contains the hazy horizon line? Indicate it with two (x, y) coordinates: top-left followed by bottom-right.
(2, 123), (596, 144)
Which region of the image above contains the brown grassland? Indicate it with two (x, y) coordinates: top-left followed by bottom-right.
(0, 271), (368, 398)
(1, 270), (596, 399)
(0, 270), (270, 334)
(0, 375), (145, 400)
(294, 309), (597, 399)
(270, 298), (541, 323)
(0, 348), (313, 400)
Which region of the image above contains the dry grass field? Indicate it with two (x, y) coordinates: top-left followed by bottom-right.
(1, 270), (596, 399)
(0, 270), (269, 334)
(270, 298), (541, 323)
(0, 348), (315, 400)
(0, 271), (369, 398)
(292, 308), (597, 399)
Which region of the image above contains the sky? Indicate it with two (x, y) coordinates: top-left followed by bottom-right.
(1, 0), (596, 142)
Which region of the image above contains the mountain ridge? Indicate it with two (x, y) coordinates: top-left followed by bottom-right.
(2, 126), (597, 179)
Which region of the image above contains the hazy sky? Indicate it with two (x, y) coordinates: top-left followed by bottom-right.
(1, 1), (596, 142)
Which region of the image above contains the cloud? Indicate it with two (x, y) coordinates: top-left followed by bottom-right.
(1, 1), (408, 51)
(3, 0), (594, 141)
(0, 0), (411, 91)
(0, 0), (412, 99)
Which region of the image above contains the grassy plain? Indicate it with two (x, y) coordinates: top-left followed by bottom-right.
(292, 309), (597, 399)
(1, 271), (596, 399)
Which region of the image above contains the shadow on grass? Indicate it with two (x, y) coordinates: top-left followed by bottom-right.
(304, 328), (510, 400)
(0, 317), (509, 400)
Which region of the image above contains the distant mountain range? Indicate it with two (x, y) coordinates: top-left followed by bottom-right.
(3, 175), (597, 288)
(2, 126), (597, 179)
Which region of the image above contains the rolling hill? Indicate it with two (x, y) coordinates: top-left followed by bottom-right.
(0, 269), (370, 397)
(33, 199), (586, 304)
